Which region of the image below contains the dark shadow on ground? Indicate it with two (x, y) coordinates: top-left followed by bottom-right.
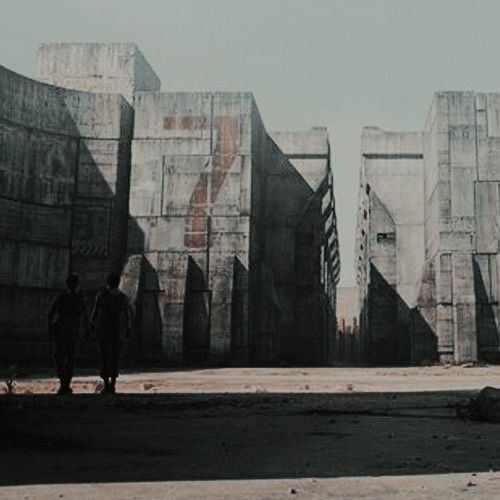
(1, 389), (498, 486)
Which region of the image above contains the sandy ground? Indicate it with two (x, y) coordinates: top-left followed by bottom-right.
(1, 473), (500, 499)
(8, 364), (500, 394)
(2, 366), (500, 498)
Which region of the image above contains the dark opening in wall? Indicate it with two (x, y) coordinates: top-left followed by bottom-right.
(377, 232), (396, 243)
(363, 209), (368, 220)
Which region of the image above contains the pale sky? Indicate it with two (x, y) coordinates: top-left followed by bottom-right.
(2, 0), (500, 286)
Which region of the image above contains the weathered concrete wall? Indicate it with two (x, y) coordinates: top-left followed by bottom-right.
(129, 91), (253, 364)
(269, 128), (340, 363)
(36, 43), (161, 104)
(270, 128), (340, 283)
(270, 128), (331, 190)
(252, 127), (317, 364)
(2, 42), (340, 368)
(354, 92), (500, 365)
(0, 64), (133, 362)
(421, 92), (500, 363)
(355, 128), (425, 364)
(128, 93), (339, 365)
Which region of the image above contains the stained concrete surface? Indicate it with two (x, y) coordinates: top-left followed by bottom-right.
(1, 368), (500, 497)
(356, 93), (500, 366)
(1, 45), (340, 368)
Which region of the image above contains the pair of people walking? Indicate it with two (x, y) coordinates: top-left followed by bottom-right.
(47, 273), (130, 395)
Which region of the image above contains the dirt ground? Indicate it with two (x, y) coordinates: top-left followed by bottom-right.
(2, 366), (500, 498)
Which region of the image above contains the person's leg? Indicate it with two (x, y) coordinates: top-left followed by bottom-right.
(64, 328), (77, 394)
(54, 331), (66, 394)
(99, 332), (111, 394)
(109, 334), (122, 394)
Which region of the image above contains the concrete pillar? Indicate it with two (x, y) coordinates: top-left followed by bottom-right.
(452, 252), (477, 362)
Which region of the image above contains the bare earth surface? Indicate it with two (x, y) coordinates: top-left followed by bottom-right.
(2, 366), (500, 499)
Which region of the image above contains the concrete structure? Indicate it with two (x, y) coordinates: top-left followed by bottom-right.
(356, 92), (500, 365)
(0, 64), (133, 361)
(270, 128), (341, 287)
(0, 43), (340, 367)
(356, 128), (426, 364)
(36, 43), (161, 104)
(127, 100), (339, 365)
(335, 286), (359, 364)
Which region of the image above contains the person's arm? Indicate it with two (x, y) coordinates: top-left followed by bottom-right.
(47, 294), (60, 339)
(122, 294), (131, 339)
(90, 292), (100, 330)
(80, 294), (91, 340)
(48, 294), (60, 325)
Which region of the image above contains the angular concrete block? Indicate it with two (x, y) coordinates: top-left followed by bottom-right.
(436, 253), (453, 304)
(133, 92), (212, 140)
(77, 139), (120, 198)
(487, 94), (500, 137)
(452, 253), (476, 303)
(454, 303), (477, 362)
(449, 126), (477, 168)
(450, 166), (477, 217)
(72, 201), (111, 258)
(474, 181), (500, 253)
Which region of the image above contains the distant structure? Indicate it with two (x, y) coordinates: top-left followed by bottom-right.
(335, 286), (359, 364)
(0, 43), (340, 366)
(356, 92), (500, 365)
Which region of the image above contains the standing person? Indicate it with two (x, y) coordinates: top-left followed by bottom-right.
(48, 274), (90, 395)
(91, 273), (130, 394)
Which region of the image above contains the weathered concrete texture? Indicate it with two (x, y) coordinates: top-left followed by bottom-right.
(1, 43), (340, 367)
(129, 96), (339, 365)
(0, 44), (339, 364)
(0, 63), (133, 362)
(36, 43), (160, 104)
(270, 128), (340, 284)
(270, 128), (340, 363)
(355, 128), (426, 365)
(354, 92), (500, 366)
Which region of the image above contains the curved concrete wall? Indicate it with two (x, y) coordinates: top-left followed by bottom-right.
(0, 65), (133, 361)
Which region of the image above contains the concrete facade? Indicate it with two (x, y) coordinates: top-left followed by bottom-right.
(127, 99), (340, 365)
(36, 43), (160, 104)
(0, 63), (133, 361)
(1, 43), (340, 367)
(356, 128), (426, 364)
(356, 93), (500, 365)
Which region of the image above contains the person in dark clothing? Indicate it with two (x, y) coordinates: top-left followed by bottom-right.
(48, 274), (90, 395)
(91, 273), (130, 394)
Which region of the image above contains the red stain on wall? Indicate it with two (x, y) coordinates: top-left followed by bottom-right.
(211, 117), (238, 204)
(163, 116), (209, 131)
(162, 114), (238, 250)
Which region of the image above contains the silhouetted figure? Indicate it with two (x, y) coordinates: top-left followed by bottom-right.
(48, 274), (90, 395)
(91, 273), (130, 394)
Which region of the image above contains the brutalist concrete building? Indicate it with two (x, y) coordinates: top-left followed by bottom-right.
(0, 43), (340, 366)
(356, 92), (500, 365)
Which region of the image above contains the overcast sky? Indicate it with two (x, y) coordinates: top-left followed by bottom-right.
(2, 0), (500, 286)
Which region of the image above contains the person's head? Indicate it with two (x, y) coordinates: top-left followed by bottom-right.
(106, 273), (120, 289)
(66, 274), (79, 291)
